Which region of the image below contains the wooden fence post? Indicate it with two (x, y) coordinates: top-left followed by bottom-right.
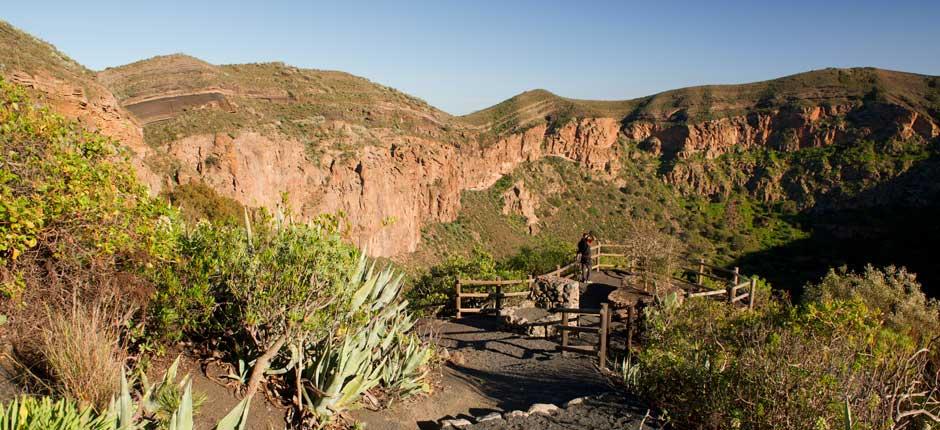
(495, 284), (503, 315)
(697, 258), (705, 285)
(626, 306), (634, 353)
(748, 278), (757, 310)
(561, 311), (570, 357)
(726, 282), (734, 304)
(456, 280), (462, 319)
(599, 303), (609, 370)
(733, 267), (740, 285)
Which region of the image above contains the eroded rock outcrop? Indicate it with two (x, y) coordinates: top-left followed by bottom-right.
(501, 181), (540, 234)
(622, 105), (857, 159)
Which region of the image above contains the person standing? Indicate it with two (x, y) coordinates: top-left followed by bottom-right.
(576, 231), (595, 282)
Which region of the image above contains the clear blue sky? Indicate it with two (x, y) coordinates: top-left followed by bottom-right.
(5, 0), (940, 114)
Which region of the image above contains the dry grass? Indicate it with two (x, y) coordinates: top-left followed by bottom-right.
(37, 303), (127, 410)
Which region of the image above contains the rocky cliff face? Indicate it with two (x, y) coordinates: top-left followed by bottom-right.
(623, 103), (939, 161)
(501, 181), (541, 234)
(623, 102), (939, 201)
(162, 117), (623, 256)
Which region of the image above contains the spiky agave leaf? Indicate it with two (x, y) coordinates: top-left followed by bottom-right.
(166, 377), (194, 430)
(214, 395), (252, 430)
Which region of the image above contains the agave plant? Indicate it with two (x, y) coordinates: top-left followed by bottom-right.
(302, 256), (433, 417)
(106, 368), (144, 430)
(379, 334), (432, 399)
(104, 357), (251, 430)
(0, 396), (113, 430)
(0, 357), (252, 430)
(305, 325), (386, 416)
(619, 356), (641, 391)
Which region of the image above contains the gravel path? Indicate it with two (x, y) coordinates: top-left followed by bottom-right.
(353, 270), (655, 429)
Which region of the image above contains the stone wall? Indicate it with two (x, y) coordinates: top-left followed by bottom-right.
(530, 275), (580, 310)
(498, 275), (580, 337)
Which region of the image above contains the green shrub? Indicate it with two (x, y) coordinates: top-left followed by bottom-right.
(804, 265), (940, 344)
(501, 240), (575, 275)
(633, 267), (940, 430)
(161, 181), (243, 226)
(150, 214), (359, 399)
(0, 77), (179, 360)
(0, 77), (177, 273)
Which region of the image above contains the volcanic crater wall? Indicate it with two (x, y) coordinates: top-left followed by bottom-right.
(158, 102), (937, 257)
(165, 117), (623, 256)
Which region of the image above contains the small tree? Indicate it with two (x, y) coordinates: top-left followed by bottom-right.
(232, 215), (358, 399)
(622, 218), (682, 282)
(169, 213), (358, 400)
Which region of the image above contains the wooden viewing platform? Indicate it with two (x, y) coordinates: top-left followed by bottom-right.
(454, 242), (760, 369)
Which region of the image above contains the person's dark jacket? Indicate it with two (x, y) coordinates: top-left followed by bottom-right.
(577, 238), (593, 263)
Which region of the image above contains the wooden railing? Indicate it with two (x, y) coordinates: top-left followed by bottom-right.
(455, 279), (532, 318)
(544, 261), (579, 279)
(453, 241), (761, 369)
(553, 303), (612, 370)
(581, 243), (758, 309)
(455, 245), (759, 315)
(682, 257), (756, 309)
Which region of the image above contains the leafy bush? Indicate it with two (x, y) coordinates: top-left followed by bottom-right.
(501, 240), (575, 275)
(161, 181), (244, 226)
(150, 214), (359, 399)
(150, 215), (430, 423)
(0, 77), (177, 279)
(0, 78), (179, 366)
(804, 265), (940, 344)
(632, 267), (940, 430)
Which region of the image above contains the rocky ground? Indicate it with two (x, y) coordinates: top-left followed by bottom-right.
(458, 394), (655, 429)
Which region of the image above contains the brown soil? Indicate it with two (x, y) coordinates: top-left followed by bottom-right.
(146, 353), (287, 430)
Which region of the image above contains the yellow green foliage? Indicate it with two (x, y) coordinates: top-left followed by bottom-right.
(0, 77), (177, 298)
(0, 77), (176, 261)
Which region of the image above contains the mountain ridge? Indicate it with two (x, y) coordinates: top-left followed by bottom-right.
(2, 19), (938, 261)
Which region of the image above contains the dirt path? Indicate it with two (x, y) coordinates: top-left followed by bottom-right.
(352, 317), (616, 429)
(352, 270), (654, 429)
